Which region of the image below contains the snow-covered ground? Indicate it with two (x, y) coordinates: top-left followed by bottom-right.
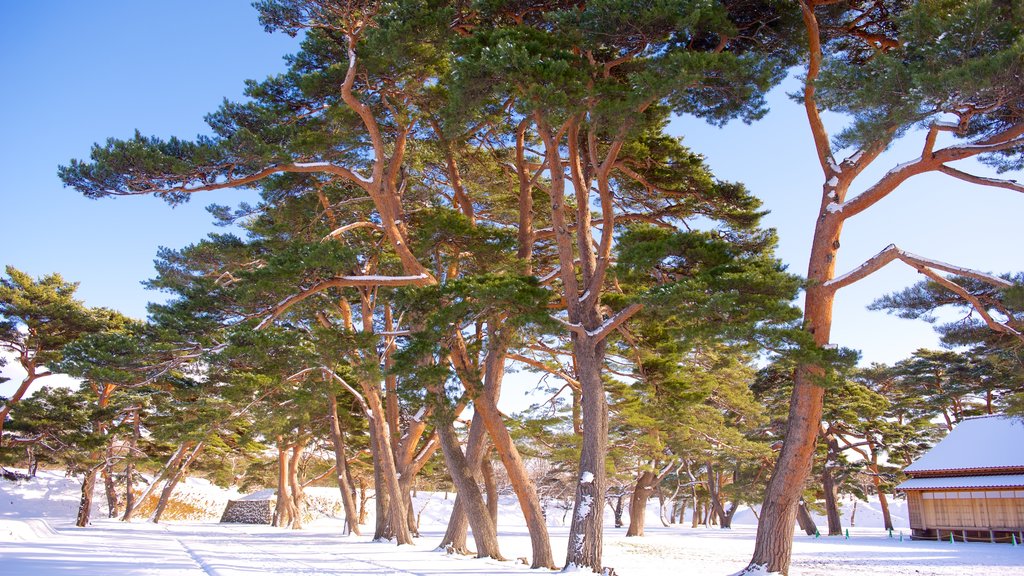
(2, 470), (1022, 575)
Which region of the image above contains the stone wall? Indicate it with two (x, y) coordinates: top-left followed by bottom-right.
(219, 499), (273, 524)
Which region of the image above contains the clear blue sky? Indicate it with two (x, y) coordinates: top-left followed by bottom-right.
(2, 1), (1021, 394)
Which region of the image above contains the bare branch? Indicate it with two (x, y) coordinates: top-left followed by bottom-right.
(937, 165), (1024, 193)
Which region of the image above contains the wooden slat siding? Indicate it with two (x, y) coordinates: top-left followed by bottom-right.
(908, 492), (923, 530)
(914, 489), (1024, 532)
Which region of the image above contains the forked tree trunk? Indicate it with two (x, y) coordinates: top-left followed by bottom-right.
(362, 378), (413, 545)
(437, 420), (504, 560)
(153, 441), (204, 524)
(448, 332), (555, 568)
(125, 442), (189, 522)
(439, 413), (489, 554)
(612, 494), (625, 528)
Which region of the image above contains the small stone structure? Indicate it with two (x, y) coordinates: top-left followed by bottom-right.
(219, 489), (275, 524)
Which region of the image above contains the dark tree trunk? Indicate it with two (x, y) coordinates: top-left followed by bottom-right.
(481, 454), (498, 526)
(75, 466), (99, 527)
(822, 434), (843, 536)
(822, 465), (843, 536)
(611, 494), (625, 528)
(795, 498), (818, 536)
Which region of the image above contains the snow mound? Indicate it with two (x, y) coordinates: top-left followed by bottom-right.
(0, 518), (58, 541)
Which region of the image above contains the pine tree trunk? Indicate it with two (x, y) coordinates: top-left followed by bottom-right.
(125, 442), (188, 522)
(707, 463), (733, 530)
(691, 488), (700, 528)
(102, 442), (119, 518)
(744, 362), (826, 574)
(76, 466), (99, 527)
(153, 441), (204, 524)
(363, 380), (413, 544)
(822, 463), (843, 536)
(288, 442), (304, 529)
(795, 498), (818, 536)
(612, 494), (625, 528)
(436, 420), (504, 560)
(878, 490), (893, 531)
(626, 470), (655, 536)
(358, 477), (370, 525)
(481, 455), (498, 526)
(440, 413), (489, 554)
(273, 439), (292, 528)
(327, 394), (361, 535)
(564, 336), (609, 573)
(121, 410), (141, 522)
(449, 332), (555, 568)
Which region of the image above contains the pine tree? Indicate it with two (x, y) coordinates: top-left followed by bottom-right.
(0, 267), (111, 447)
(743, 2), (1024, 572)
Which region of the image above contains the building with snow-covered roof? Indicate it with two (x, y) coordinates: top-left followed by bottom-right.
(897, 415), (1024, 542)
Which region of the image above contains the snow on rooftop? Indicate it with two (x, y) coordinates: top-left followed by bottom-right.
(897, 474), (1024, 491)
(904, 415), (1024, 473)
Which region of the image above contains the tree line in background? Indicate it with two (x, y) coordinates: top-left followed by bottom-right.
(1, 1), (1022, 575)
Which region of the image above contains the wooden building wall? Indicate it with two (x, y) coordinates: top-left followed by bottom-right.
(908, 488), (1024, 534)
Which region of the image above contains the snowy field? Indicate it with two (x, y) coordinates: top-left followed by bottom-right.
(2, 471), (1023, 576)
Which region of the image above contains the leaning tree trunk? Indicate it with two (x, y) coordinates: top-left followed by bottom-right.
(153, 441), (204, 524)
(437, 420), (504, 560)
(877, 487), (894, 531)
(626, 470), (656, 536)
(327, 394), (361, 535)
(125, 442), (189, 522)
(448, 330), (555, 568)
(75, 465), (100, 527)
(795, 498), (818, 536)
(439, 412), (489, 554)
